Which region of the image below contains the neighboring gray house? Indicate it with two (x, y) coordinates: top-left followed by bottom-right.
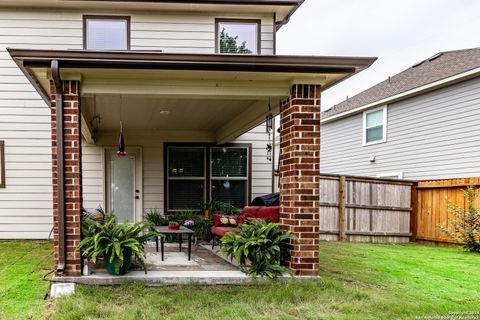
(320, 48), (480, 180)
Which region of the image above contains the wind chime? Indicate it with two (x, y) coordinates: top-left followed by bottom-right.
(265, 100), (273, 161)
(116, 95), (127, 157)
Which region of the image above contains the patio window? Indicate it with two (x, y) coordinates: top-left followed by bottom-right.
(363, 106), (387, 145)
(166, 145), (250, 211)
(216, 19), (260, 54)
(167, 147), (206, 211)
(84, 16), (130, 50)
(211, 147), (248, 208)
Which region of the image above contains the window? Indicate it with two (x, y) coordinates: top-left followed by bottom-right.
(211, 147), (248, 208)
(363, 106), (387, 145)
(0, 141), (4, 188)
(216, 19), (260, 54)
(166, 145), (250, 211)
(167, 147), (206, 211)
(84, 16), (130, 50)
(376, 172), (403, 180)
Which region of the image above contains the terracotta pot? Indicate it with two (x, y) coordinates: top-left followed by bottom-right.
(168, 224), (180, 230)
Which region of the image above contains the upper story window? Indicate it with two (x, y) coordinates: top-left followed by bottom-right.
(83, 16), (130, 50)
(215, 19), (260, 54)
(363, 106), (387, 145)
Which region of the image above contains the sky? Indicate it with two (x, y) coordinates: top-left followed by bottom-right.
(276, 0), (480, 110)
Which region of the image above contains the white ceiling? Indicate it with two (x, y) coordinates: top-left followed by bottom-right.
(82, 94), (260, 132)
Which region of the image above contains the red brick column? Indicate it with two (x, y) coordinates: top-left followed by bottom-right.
(279, 84), (321, 276)
(51, 80), (82, 276)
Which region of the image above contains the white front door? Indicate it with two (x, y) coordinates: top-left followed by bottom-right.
(106, 148), (142, 223)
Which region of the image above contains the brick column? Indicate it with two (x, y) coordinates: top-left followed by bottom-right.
(51, 80), (82, 276)
(279, 84), (321, 276)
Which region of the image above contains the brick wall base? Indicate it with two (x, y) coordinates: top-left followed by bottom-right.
(51, 80), (82, 276)
(279, 84), (321, 276)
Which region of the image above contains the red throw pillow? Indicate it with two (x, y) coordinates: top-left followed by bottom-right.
(213, 213), (238, 227)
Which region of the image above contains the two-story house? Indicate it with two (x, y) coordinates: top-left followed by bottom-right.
(321, 48), (480, 180)
(0, 0), (375, 276)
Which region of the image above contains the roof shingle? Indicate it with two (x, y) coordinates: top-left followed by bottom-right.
(322, 47), (480, 120)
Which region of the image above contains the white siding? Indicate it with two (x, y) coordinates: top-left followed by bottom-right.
(0, 7), (275, 239)
(321, 77), (480, 180)
(82, 123), (274, 215)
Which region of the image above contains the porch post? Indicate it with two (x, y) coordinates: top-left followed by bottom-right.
(51, 80), (82, 276)
(279, 84), (321, 276)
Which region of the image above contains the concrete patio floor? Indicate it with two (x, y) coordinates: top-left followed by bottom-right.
(52, 241), (254, 286)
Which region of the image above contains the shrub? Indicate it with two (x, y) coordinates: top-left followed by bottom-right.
(439, 186), (480, 252)
(144, 208), (168, 226)
(220, 220), (296, 278)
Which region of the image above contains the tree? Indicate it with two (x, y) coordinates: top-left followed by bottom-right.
(219, 28), (252, 54)
(439, 186), (480, 252)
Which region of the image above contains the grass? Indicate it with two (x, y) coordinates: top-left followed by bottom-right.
(0, 240), (53, 320)
(1, 241), (480, 319)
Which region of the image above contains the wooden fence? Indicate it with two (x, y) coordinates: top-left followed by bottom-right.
(413, 177), (480, 243)
(320, 174), (415, 243)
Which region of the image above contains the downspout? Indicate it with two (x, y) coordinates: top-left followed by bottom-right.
(52, 60), (66, 275)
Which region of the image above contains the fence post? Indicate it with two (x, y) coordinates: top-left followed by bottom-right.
(410, 185), (418, 242)
(338, 175), (347, 241)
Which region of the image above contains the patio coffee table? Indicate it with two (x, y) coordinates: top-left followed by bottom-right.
(153, 226), (194, 261)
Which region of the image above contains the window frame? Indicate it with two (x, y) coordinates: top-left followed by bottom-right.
(215, 18), (261, 54)
(164, 143), (252, 212)
(363, 105), (387, 146)
(83, 15), (131, 50)
(0, 141), (4, 188)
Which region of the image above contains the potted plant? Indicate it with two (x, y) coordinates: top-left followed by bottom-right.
(77, 213), (158, 275)
(145, 208), (168, 226)
(168, 221), (180, 230)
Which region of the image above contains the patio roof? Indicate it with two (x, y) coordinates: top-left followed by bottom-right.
(9, 49), (376, 144)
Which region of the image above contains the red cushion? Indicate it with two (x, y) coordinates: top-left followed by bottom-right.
(238, 206), (260, 225)
(212, 213), (238, 227)
(211, 226), (233, 237)
(256, 206), (280, 223)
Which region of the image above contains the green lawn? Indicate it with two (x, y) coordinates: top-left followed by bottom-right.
(0, 240), (53, 320)
(1, 241), (479, 320)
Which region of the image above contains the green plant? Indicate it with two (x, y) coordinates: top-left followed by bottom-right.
(200, 201), (239, 217)
(193, 216), (213, 240)
(77, 213), (158, 274)
(439, 186), (480, 252)
(144, 209), (167, 226)
(220, 220), (296, 278)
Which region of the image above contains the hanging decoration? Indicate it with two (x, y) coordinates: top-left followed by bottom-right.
(116, 96), (127, 157)
(265, 100), (273, 161)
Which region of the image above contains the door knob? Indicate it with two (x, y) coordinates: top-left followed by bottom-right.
(135, 196), (140, 199)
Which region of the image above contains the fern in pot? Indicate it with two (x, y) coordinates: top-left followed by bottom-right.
(78, 213), (158, 275)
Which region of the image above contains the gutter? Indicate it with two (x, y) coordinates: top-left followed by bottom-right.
(51, 60), (66, 275)
(321, 66), (480, 124)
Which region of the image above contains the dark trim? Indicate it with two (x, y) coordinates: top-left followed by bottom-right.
(8, 48), (377, 75)
(272, 12), (277, 54)
(0, 141), (5, 188)
(163, 142), (252, 212)
(215, 18), (261, 54)
(52, 60), (66, 275)
(275, 0), (304, 30)
(83, 15), (131, 50)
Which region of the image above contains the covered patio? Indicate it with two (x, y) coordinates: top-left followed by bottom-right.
(8, 48), (375, 278)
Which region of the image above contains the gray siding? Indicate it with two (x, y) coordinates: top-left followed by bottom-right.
(321, 76), (480, 180)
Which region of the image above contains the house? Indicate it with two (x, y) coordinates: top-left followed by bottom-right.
(321, 48), (480, 180)
(0, 0), (376, 276)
